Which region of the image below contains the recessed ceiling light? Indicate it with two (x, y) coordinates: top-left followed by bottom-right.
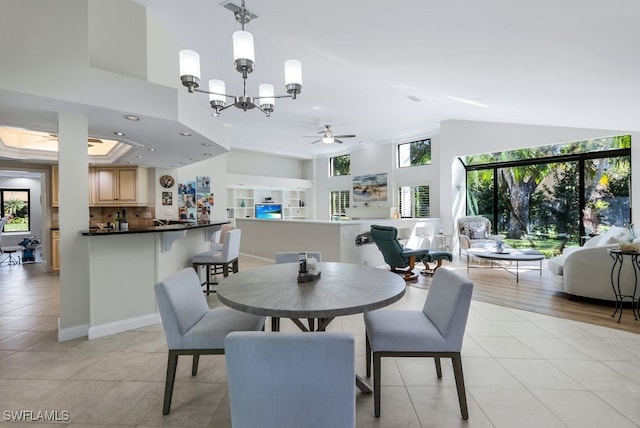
(180, 132), (192, 137)
(201, 142), (213, 147)
(124, 115), (141, 121)
(203, 152), (213, 156)
(190, 158), (198, 161)
(179, 161), (188, 165)
(136, 155), (144, 159)
(114, 131), (125, 136)
(169, 164), (176, 168)
(147, 148), (157, 152)
(128, 161), (135, 164)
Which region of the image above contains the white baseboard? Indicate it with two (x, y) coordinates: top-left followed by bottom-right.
(58, 319), (89, 342)
(88, 313), (161, 340)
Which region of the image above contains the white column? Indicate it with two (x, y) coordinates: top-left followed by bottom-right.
(57, 113), (90, 341)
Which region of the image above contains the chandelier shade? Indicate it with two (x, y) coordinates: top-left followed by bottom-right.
(208, 79), (226, 106)
(284, 59), (303, 86)
(233, 31), (255, 68)
(179, 50), (201, 84)
(178, 0), (301, 117)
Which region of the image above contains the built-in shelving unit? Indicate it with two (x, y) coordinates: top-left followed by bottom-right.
(226, 187), (307, 220)
(226, 173), (312, 222)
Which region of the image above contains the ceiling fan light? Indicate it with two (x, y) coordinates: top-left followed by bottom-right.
(322, 136), (334, 144)
(233, 31), (255, 70)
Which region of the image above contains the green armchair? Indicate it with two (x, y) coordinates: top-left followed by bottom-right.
(370, 225), (430, 281)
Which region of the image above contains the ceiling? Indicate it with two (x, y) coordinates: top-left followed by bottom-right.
(2, 0), (640, 167)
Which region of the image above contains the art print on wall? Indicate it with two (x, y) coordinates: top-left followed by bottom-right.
(162, 191), (173, 206)
(196, 176), (212, 224)
(353, 173), (388, 202)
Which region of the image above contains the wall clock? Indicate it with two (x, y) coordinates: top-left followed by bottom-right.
(159, 175), (175, 188)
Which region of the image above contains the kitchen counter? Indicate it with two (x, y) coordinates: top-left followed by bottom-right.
(76, 220), (229, 340)
(80, 221), (228, 236)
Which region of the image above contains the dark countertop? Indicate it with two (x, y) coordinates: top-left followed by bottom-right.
(80, 220), (230, 236)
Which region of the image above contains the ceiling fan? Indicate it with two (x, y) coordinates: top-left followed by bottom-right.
(32, 132), (105, 148)
(306, 125), (356, 145)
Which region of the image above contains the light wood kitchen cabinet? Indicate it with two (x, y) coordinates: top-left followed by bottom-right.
(51, 166), (149, 207)
(51, 165), (60, 207)
(51, 230), (60, 271)
(93, 167), (149, 205)
(51, 165), (94, 207)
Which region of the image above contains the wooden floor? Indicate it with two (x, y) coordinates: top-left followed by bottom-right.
(413, 255), (640, 335)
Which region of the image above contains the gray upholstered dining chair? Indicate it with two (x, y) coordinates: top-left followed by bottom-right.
(225, 331), (355, 428)
(273, 251), (322, 331)
(192, 228), (241, 294)
(154, 267), (265, 415)
(364, 268), (473, 419)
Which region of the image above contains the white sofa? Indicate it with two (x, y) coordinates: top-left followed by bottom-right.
(547, 226), (639, 301)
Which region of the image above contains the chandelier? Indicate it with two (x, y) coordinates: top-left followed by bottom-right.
(178, 1), (302, 117)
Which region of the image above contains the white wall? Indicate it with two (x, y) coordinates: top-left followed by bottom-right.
(226, 150), (305, 178)
(314, 135), (440, 221)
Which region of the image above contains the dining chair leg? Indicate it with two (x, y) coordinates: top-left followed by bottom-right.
(365, 333), (371, 377)
(307, 318), (315, 331)
(373, 352), (382, 417)
(206, 265), (211, 295)
(271, 317), (280, 332)
(434, 356), (442, 378)
(451, 353), (469, 420)
(192, 354), (200, 376)
(163, 351), (179, 415)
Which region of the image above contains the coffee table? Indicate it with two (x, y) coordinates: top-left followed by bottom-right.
(467, 248), (544, 282)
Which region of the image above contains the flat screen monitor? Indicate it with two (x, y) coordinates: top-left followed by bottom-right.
(255, 203), (283, 219)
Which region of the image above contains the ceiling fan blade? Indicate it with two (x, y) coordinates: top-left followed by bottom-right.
(334, 134), (356, 138)
(334, 139), (344, 144)
(310, 139), (321, 144)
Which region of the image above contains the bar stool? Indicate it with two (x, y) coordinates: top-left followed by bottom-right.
(192, 229), (241, 294)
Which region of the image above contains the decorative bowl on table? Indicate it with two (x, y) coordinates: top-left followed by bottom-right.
(618, 242), (639, 252)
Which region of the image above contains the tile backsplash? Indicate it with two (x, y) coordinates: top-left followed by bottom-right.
(51, 206), (156, 229)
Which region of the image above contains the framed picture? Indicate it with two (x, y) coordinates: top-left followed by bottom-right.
(162, 191), (173, 206)
(353, 173), (388, 202)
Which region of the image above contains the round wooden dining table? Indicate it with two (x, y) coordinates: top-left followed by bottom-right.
(217, 261), (406, 331)
(216, 261), (406, 392)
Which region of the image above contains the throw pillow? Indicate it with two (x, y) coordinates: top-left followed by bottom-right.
(469, 227), (487, 240)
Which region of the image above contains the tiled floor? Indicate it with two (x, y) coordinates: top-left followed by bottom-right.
(0, 257), (639, 427)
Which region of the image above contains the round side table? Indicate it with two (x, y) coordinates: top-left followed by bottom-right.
(607, 249), (640, 322)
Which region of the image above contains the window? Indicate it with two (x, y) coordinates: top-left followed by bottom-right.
(329, 154), (350, 176)
(398, 139), (431, 168)
(330, 190), (350, 220)
(1, 189), (30, 232)
(463, 134), (631, 255)
(398, 185), (430, 218)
